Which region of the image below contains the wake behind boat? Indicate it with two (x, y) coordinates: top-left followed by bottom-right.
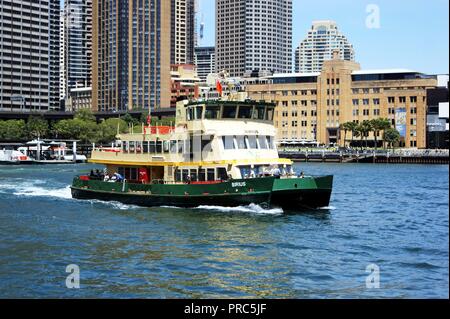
(71, 96), (333, 210)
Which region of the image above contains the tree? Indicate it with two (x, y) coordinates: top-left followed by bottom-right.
(26, 116), (48, 139)
(356, 121), (373, 149)
(370, 118), (391, 150)
(121, 113), (139, 126)
(346, 121), (358, 148)
(339, 123), (348, 147)
(0, 120), (26, 141)
(384, 128), (401, 149)
(96, 118), (128, 144)
(74, 108), (96, 122)
(53, 118), (99, 143)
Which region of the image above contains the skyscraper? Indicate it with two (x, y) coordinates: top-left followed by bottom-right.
(171, 0), (197, 65)
(0, 0), (60, 111)
(216, 0), (292, 77)
(295, 20), (355, 73)
(194, 46), (215, 82)
(60, 10), (66, 102)
(92, 0), (171, 112)
(63, 0), (92, 98)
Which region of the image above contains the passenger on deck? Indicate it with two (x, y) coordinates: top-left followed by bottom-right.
(272, 167), (281, 179)
(114, 173), (124, 182)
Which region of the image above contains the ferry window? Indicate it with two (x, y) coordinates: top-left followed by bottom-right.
(170, 140), (177, 153)
(190, 169), (198, 182)
(195, 106), (203, 120)
(182, 169), (190, 181)
(238, 105), (253, 119)
(258, 136), (268, 149)
(266, 107), (275, 121)
(143, 141), (149, 153)
(149, 141), (156, 153)
(122, 143), (127, 153)
(239, 166), (251, 179)
(178, 140), (184, 154)
(207, 168), (215, 181)
(175, 169), (182, 182)
(222, 105), (237, 119)
(267, 136), (275, 149)
(130, 168), (138, 181)
(236, 136), (247, 150)
(254, 106), (265, 120)
(205, 105), (220, 119)
(135, 141), (142, 153)
(118, 167), (125, 176)
(222, 136), (235, 150)
(125, 168), (131, 180)
(186, 108), (194, 121)
(156, 141), (163, 153)
(129, 141), (135, 153)
(217, 168), (228, 181)
(163, 141), (170, 153)
(199, 169), (206, 182)
(247, 136), (258, 149)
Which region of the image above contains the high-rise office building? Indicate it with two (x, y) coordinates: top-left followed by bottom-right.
(62, 0), (92, 98)
(216, 0), (292, 77)
(60, 10), (66, 102)
(194, 46), (215, 82)
(92, 0), (171, 112)
(171, 0), (197, 65)
(295, 20), (355, 73)
(0, 0), (60, 111)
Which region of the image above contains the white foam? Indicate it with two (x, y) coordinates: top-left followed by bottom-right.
(319, 206), (337, 210)
(13, 185), (73, 200)
(196, 203), (284, 215)
(87, 199), (141, 211)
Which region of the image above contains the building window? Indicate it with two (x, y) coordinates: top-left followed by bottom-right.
(373, 99), (380, 105)
(352, 99), (359, 106)
(388, 97), (395, 104)
(410, 96), (417, 103)
(411, 107), (417, 114)
(374, 109), (380, 116)
(410, 118), (417, 126)
(399, 96), (407, 103)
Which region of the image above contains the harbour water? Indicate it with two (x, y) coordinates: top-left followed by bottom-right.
(0, 163), (448, 298)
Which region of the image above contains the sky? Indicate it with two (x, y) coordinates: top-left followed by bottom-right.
(197, 0), (449, 74)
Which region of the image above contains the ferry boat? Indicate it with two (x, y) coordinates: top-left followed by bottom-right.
(71, 97), (333, 210)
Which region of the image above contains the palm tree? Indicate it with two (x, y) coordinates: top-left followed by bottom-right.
(346, 121), (358, 149)
(384, 128), (401, 149)
(370, 118), (391, 150)
(339, 123), (349, 147)
(378, 118), (392, 149)
(359, 120), (373, 149)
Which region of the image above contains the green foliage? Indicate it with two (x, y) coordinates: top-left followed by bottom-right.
(26, 116), (48, 139)
(0, 120), (26, 140)
(121, 113), (139, 126)
(53, 118), (98, 143)
(96, 118), (128, 144)
(74, 108), (96, 122)
(384, 128), (401, 148)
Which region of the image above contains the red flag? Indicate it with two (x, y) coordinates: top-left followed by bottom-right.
(216, 80), (223, 96)
(147, 114), (151, 126)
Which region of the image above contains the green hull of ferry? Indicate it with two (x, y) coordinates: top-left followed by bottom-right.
(71, 175), (333, 210)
